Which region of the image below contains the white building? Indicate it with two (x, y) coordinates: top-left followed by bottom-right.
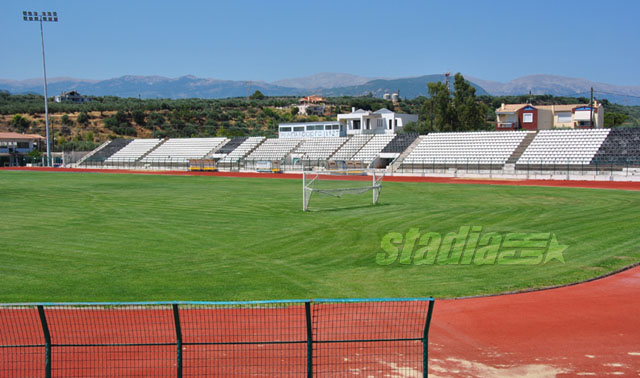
(54, 91), (90, 103)
(337, 108), (418, 135)
(278, 122), (346, 138)
(0, 132), (43, 166)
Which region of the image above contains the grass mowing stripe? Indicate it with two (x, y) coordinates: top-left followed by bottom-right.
(0, 170), (638, 301)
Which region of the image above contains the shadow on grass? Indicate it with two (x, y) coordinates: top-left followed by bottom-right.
(304, 202), (392, 213)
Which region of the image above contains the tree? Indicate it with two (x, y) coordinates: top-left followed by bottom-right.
(425, 81), (453, 131)
(604, 112), (629, 127)
(452, 73), (486, 130)
(10, 114), (31, 132)
(132, 109), (146, 126)
(249, 90), (265, 100)
(290, 106), (299, 116)
(148, 112), (165, 127)
(423, 73), (487, 132)
(402, 121), (430, 135)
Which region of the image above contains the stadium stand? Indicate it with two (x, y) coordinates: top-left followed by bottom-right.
(402, 131), (529, 167)
(105, 138), (162, 163)
(77, 129), (640, 177)
(78, 139), (131, 165)
(592, 128), (640, 165)
(141, 138), (228, 163)
(293, 137), (347, 160)
(219, 137), (266, 163)
(245, 138), (302, 161)
(214, 137), (248, 155)
(352, 134), (395, 164)
(381, 133), (419, 153)
(517, 129), (610, 166)
(330, 135), (373, 161)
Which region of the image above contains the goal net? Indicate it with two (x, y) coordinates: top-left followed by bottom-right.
(302, 169), (384, 211)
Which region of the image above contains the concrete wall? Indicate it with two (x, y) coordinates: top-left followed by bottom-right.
(537, 108), (554, 130)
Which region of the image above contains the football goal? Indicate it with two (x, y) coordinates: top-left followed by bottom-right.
(302, 169), (384, 211)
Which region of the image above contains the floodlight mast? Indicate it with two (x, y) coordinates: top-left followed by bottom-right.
(22, 11), (58, 167)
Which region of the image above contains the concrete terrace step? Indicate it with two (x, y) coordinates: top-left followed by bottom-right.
(390, 135), (424, 171)
(75, 140), (111, 166)
(136, 138), (168, 162)
(507, 132), (537, 164)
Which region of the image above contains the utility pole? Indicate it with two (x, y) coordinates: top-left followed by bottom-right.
(589, 87), (594, 128)
(23, 10), (58, 167)
(430, 99), (434, 132)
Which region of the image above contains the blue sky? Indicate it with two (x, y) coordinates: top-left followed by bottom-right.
(1, 0), (639, 85)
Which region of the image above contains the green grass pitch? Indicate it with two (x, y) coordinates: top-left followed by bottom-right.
(1, 170), (639, 302)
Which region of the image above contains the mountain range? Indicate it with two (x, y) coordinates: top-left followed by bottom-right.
(1, 73), (639, 105)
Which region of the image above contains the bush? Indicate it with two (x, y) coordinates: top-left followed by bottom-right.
(61, 114), (74, 126)
(77, 111), (89, 125)
(132, 110), (146, 126)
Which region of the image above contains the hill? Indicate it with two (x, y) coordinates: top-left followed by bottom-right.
(272, 72), (374, 89)
(0, 75), (302, 99)
(317, 74), (488, 98)
(468, 74), (640, 106)
(2, 73), (640, 105)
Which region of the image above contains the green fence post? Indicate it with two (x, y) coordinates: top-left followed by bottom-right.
(610, 161), (613, 176)
(305, 301), (313, 378)
(627, 158), (629, 177)
(37, 305), (52, 378)
(422, 299), (435, 378)
(172, 304), (183, 378)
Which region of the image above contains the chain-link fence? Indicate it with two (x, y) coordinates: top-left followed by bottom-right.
(29, 152), (640, 179)
(0, 298), (435, 377)
(396, 157), (640, 177)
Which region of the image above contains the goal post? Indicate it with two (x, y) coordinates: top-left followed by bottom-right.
(302, 169), (384, 211)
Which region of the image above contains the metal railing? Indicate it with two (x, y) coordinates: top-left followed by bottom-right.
(0, 298), (435, 377)
(23, 153), (640, 179)
(396, 157), (640, 178)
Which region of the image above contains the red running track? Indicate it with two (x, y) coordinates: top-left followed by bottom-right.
(0, 301), (429, 377)
(3, 166), (640, 191)
(430, 265), (640, 377)
(1, 268), (638, 377)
